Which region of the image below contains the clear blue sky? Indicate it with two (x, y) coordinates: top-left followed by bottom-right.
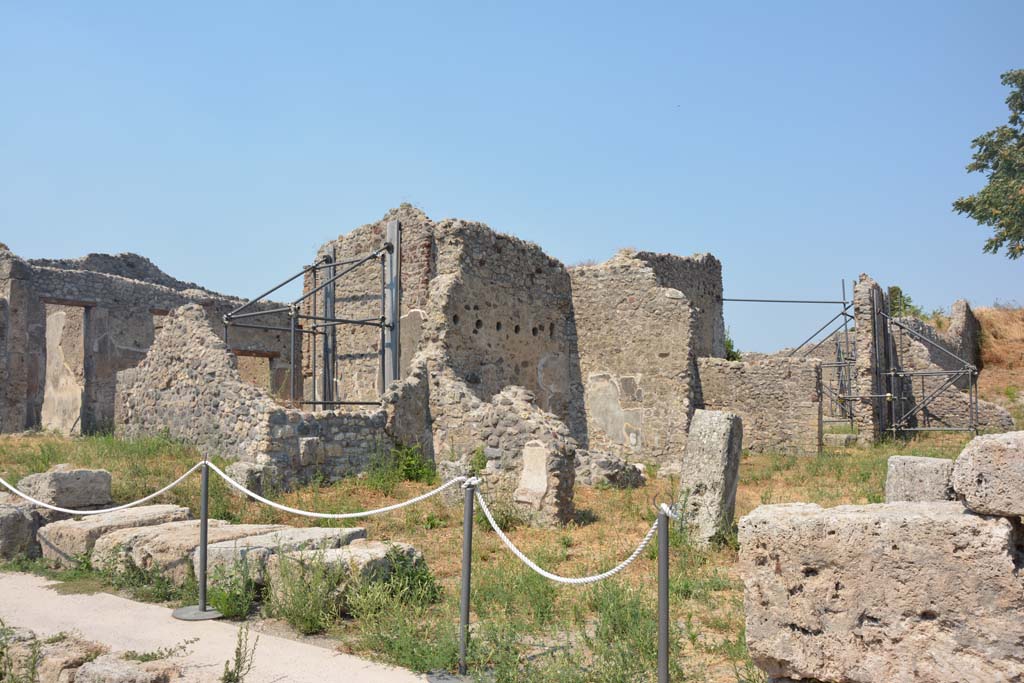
(2, 2), (1021, 352)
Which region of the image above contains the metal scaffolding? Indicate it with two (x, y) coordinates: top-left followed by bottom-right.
(223, 219), (402, 409)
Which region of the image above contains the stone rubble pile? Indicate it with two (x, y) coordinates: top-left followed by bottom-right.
(740, 431), (1024, 683)
(0, 625), (177, 683)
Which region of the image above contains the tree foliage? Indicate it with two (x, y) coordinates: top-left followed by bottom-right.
(953, 69), (1024, 259)
(887, 285), (923, 318)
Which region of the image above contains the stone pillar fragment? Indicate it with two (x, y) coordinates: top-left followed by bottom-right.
(884, 455), (954, 502)
(677, 409), (742, 546)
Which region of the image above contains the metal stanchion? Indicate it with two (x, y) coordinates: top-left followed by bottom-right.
(657, 506), (670, 683)
(458, 479), (476, 675)
(173, 461), (222, 621)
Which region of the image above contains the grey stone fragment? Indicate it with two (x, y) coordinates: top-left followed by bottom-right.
(884, 456), (954, 502)
(200, 525), (367, 585)
(739, 501), (1024, 683)
(74, 654), (172, 683)
(37, 504), (192, 568)
(951, 431), (1024, 517)
(0, 504), (38, 559)
(574, 450), (645, 488)
(17, 465), (112, 509)
(677, 409), (742, 546)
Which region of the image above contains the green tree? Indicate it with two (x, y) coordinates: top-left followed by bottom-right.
(953, 69), (1024, 259)
(887, 285), (923, 318)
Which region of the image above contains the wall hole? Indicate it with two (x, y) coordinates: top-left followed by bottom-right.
(496, 321), (502, 331)
(531, 327), (538, 336)
(475, 319), (483, 330)
(514, 324), (521, 334)
(452, 314), (460, 325)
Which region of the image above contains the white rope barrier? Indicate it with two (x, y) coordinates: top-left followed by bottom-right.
(474, 489), (660, 585)
(206, 461), (467, 519)
(0, 462), (204, 516)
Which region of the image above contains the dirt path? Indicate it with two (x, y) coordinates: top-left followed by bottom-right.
(0, 572), (455, 683)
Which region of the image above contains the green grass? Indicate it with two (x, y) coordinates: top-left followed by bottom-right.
(0, 431), (970, 682)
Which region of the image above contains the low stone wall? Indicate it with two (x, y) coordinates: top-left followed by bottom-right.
(695, 357), (822, 454)
(116, 304), (390, 487)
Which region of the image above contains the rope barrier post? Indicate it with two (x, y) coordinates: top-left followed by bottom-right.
(173, 461), (222, 621)
(657, 506), (670, 683)
(458, 478), (476, 675)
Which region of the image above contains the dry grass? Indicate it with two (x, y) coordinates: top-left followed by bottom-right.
(975, 306), (1024, 425)
(0, 432), (971, 681)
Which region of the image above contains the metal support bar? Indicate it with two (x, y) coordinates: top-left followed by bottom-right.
(657, 508), (670, 683)
(880, 311), (977, 370)
(723, 298), (848, 304)
(458, 481), (475, 675)
(295, 248), (386, 305)
(172, 462), (221, 621)
(299, 400), (382, 407)
(297, 315), (384, 328)
(788, 304), (852, 357)
(383, 219), (402, 388)
(227, 306), (292, 321)
(228, 268), (311, 318)
(225, 322), (317, 334)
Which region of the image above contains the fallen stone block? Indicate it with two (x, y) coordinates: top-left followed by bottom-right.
(678, 409), (742, 546)
(952, 431), (1024, 517)
(574, 450), (646, 488)
(200, 525), (367, 585)
(0, 504), (39, 559)
(266, 538), (422, 608)
(74, 654), (173, 683)
(37, 504), (192, 568)
(16, 465), (112, 510)
(739, 501), (1024, 683)
(92, 520), (287, 585)
(822, 433), (857, 449)
(884, 455), (954, 502)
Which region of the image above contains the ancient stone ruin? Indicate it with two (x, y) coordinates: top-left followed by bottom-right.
(739, 431), (1024, 683)
(1, 206), (1016, 526)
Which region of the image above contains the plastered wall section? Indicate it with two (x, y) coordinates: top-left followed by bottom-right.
(696, 357), (822, 454)
(570, 252), (698, 470)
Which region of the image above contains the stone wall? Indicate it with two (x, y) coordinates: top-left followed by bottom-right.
(303, 204), (436, 402)
(695, 357), (822, 454)
(0, 245), (298, 434)
(116, 304), (390, 487)
(570, 251), (701, 470)
(633, 250), (725, 358)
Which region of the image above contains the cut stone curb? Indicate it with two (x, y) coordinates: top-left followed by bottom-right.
(952, 431), (1024, 517)
(200, 525), (367, 585)
(92, 520), (288, 585)
(884, 455), (954, 503)
(37, 505), (192, 568)
(74, 654), (174, 683)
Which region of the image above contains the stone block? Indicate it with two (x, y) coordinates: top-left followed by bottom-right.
(677, 409), (742, 545)
(200, 525), (367, 585)
(17, 465), (112, 509)
(739, 501), (1024, 683)
(92, 520), (287, 585)
(884, 455), (954, 503)
(74, 654), (173, 683)
(513, 440), (550, 509)
(37, 504), (192, 568)
(951, 431), (1024, 517)
(0, 504), (38, 559)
